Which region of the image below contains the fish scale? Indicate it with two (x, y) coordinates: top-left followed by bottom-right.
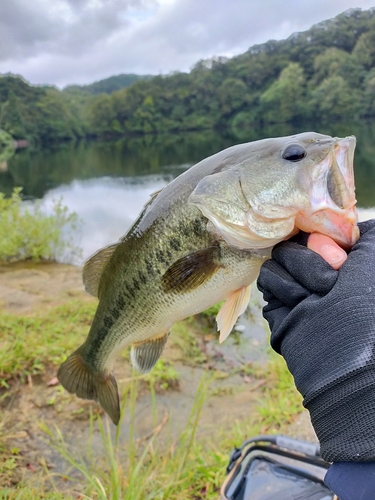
(58, 132), (359, 424)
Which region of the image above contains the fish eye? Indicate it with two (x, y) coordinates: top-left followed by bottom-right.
(282, 144), (307, 162)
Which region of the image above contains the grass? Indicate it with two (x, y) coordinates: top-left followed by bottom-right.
(0, 491), (68, 499)
(0, 188), (81, 264)
(32, 353), (301, 500)
(38, 375), (212, 500)
(0, 297), (304, 499)
(256, 354), (303, 428)
(0, 300), (96, 386)
(143, 359), (180, 391)
(169, 320), (207, 364)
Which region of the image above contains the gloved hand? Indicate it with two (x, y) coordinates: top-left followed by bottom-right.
(257, 219), (375, 462)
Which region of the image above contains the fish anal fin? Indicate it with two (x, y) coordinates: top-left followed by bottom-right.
(130, 332), (169, 373)
(57, 348), (120, 425)
(82, 243), (118, 297)
(217, 285), (251, 343)
(161, 246), (222, 293)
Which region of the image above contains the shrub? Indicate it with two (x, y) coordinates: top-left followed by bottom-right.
(0, 187), (81, 262)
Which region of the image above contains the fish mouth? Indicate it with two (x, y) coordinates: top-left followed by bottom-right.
(295, 136), (359, 249)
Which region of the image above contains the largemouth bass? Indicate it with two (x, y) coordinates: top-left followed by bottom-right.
(58, 132), (358, 424)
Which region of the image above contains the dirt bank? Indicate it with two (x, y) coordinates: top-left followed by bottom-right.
(0, 261), (316, 491)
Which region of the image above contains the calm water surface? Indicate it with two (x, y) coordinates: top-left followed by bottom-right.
(2, 123), (375, 264)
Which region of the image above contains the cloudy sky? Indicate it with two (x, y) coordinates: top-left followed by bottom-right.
(1, 0), (374, 88)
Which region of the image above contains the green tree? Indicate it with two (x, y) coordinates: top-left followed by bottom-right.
(218, 77), (249, 115)
(132, 95), (159, 133)
(308, 75), (360, 121)
(352, 27), (375, 70)
(362, 68), (375, 117)
(0, 91), (27, 139)
(89, 93), (119, 135)
(2, 8), (375, 141)
(313, 47), (364, 88)
(259, 63), (306, 123)
(34, 89), (82, 141)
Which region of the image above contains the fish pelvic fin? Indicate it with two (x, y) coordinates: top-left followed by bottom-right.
(57, 348), (120, 425)
(130, 332), (169, 373)
(217, 285), (251, 343)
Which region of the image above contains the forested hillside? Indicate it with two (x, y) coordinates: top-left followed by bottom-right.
(1, 8), (375, 144)
(63, 73), (154, 96)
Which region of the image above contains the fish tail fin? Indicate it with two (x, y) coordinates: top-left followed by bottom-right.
(57, 348), (120, 425)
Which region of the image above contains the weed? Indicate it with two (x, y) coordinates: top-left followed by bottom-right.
(0, 188), (81, 263)
(0, 296), (304, 498)
(35, 353), (302, 499)
(255, 350), (303, 429)
(40, 374), (213, 499)
(0, 490), (70, 499)
(170, 321), (206, 364)
(1, 350), (303, 498)
(143, 359), (179, 391)
(209, 385), (237, 396)
(0, 300), (96, 383)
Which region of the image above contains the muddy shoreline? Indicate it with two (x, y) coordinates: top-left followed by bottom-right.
(0, 261), (316, 491)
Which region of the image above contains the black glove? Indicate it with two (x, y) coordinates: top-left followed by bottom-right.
(257, 219), (375, 463)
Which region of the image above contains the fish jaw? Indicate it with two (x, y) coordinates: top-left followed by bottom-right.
(295, 206), (358, 249)
(295, 136), (359, 249)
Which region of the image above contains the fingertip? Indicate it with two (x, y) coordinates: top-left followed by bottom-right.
(307, 233), (347, 270)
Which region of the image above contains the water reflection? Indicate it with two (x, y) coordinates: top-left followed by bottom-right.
(1, 122), (374, 263)
(42, 176), (171, 262)
(0, 128), (16, 175)
(2, 122), (375, 204)
(1, 130), (234, 199)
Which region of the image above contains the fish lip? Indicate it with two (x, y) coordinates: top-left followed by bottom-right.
(296, 135), (359, 249)
(309, 135), (357, 212)
(295, 206), (359, 249)
(333, 135), (356, 196)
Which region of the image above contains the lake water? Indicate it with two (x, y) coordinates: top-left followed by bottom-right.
(2, 122), (375, 264)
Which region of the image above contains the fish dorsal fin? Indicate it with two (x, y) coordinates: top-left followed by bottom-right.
(148, 188), (163, 201)
(130, 332), (169, 373)
(119, 188), (163, 243)
(82, 243), (118, 297)
(140, 188), (163, 214)
(216, 285), (251, 343)
(161, 246), (222, 293)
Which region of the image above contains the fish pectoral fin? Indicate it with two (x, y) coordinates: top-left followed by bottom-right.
(161, 246), (222, 293)
(57, 348), (120, 425)
(216, 285), (251, 343)
(130, 332), (169, 373)
(83, 243), (118, 297)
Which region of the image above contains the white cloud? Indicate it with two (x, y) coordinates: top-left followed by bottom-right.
(0, 0), (374, 87)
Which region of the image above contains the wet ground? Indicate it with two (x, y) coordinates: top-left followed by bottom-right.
(0, 262), (316, 490)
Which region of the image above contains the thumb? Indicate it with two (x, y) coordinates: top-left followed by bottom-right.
(307, 233), (348, 270)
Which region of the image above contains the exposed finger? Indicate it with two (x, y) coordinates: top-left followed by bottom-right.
(307, 233), (348, 270)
